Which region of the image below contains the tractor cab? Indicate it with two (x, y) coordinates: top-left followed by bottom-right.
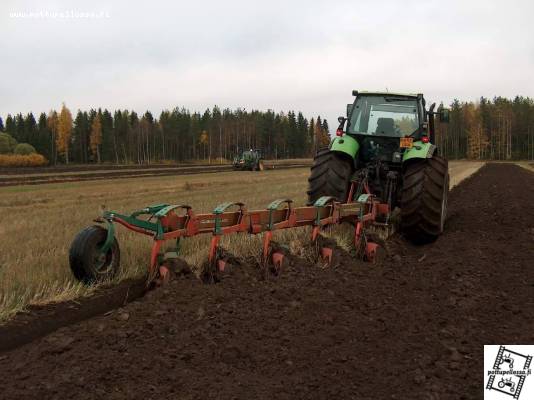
(347, 92), (422, 138)
(337, 91), (449, 165)
(347, 93), (422, 165)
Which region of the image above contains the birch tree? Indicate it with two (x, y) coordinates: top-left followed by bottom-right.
(57, 103), (73, 164)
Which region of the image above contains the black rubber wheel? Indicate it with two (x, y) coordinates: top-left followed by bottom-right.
(69, 225), (120, 284)
(400, 155), (449, 244)
(307, 148), (354, 205)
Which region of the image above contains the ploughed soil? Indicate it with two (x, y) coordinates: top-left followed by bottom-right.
(1, 163), (533, 399)
(0, 279), (147, 353)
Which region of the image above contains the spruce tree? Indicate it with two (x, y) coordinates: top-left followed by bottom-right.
(296, 112), (309, 156)
(15, 113), (25, 142)
(47, 110), (59, 165)
(322, 119), (329, 135)
(24, 113), (37, 150)
(309, 117), (315, 155)
(101, 109), (114, 163)
(37, 112), (51, 160)
(73, 110), (86, 163)
(5, 115), (15, 137)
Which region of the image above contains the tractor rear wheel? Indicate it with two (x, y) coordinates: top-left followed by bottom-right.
(69, 225), (121, 284)
(400, 156), (449, 244)
(307, 148), (354, 205)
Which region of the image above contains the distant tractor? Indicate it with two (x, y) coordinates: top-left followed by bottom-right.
(233, 149), (265, 171)
(308, 91), (450, 244)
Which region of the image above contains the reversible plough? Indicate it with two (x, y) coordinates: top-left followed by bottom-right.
(69, 182), (390, 285)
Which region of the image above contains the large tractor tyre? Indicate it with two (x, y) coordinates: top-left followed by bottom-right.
(69, 225), (121, 284)
(400, 155), (449, 244)
(307, 148), (354, 205)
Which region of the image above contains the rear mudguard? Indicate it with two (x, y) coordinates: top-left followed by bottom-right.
(402, 141), (437, 162)
(329, 135), (359, 159)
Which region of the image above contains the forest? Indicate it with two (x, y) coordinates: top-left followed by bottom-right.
(435, 96), (534, 160)
(0, 96), (533, 165)
(0, 106), (330, 165)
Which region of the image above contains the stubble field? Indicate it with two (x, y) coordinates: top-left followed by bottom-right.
(0, 161), (483, 321)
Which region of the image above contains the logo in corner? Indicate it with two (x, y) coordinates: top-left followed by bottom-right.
(486, 346), (532, 399)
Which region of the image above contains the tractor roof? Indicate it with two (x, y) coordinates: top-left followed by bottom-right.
(356, 91), (421, 98)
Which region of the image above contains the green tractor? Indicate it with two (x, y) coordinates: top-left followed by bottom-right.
(233, 149), (265, 171)
(308, 91), (450, 244)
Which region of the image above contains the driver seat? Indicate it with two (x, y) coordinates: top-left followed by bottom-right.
(376, 118), (395, 135)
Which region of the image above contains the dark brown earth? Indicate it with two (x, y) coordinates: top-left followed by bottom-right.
(0, 278), (147, 353)
(0, 163), (533, 399)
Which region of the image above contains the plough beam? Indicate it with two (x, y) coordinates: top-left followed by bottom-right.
(78, 193), (387, 284)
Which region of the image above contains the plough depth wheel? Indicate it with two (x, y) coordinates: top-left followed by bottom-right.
(69, 226), (121, 284)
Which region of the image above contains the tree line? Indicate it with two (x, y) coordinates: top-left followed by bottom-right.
(435, 96), (534, 160)
(1, 96), (533, 165)
(0, 105), (330, 164)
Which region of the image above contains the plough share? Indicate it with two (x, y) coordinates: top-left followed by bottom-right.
(69, 181), (390, 285)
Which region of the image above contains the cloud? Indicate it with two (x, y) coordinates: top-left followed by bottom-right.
(1, 0), (533, 127)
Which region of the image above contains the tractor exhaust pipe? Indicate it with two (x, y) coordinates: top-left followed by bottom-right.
(428, 102), (436, 143)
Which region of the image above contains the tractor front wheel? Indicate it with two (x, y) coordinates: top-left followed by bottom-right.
(400, 156), (449, 244)
(307, 148), (354, 205)
(69, 225), (121, 284)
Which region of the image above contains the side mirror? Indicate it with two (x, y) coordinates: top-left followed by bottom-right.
(337, 116), (346, 135)
(346, 104), (353, 117)
(439, 108), (450, 123)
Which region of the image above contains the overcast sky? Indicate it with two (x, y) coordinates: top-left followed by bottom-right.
(1, 0), (533, 127)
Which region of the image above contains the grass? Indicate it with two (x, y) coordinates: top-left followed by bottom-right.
(516, 161), (534, 173)
(448, 161), (485, 188)
(0, 160), (482, 322)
